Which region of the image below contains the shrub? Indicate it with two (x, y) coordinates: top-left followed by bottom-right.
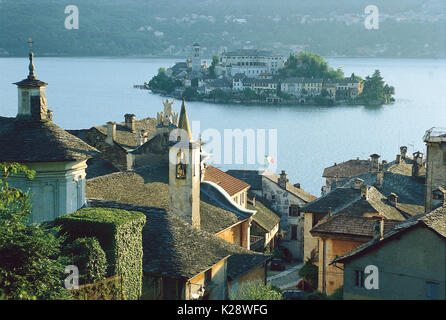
(56, 207), (146, 300)
(230, 280), (283, 300)
(63, 237), (107, 285)
(298, 260), (318, 290)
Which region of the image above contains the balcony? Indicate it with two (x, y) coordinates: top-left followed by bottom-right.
(424, 127), (446, 143)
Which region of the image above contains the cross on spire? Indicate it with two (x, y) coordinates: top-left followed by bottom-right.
(27, 38), (36, 80)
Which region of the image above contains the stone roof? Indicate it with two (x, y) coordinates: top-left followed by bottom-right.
(332, 171), (425, 216)
(248, 200), (280, 232)
(302, 185), (406, 221)
(85, 164), (250, 235)
(226, 170), (263, 190)
(0, 116), (99, 162)
(333, 206), (446, 264)
(311, 215), (401, 239)
(386, 157), (426, 177)
(93, 117), (157, 150)
(203, 166), (250, 197)
(85, 158), (120, 179)
(88, 199), (271, 281)
(322, 159), (370, 179)
(262, 172), (316, 203)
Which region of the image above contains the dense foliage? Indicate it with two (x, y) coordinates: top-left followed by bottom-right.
(63, 237), (107, 285)
(359, 70), (395, 103)
(0, 163), (71, 300)
(148, 68), (182, 93)
(56, 207), (146, 300)
(71, 275), (123, 300)
(279, 51), (344, 80)
(230, 280), (283, 300)
(298, 260), (318, 290)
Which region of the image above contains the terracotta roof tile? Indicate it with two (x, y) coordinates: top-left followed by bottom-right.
(203, 166), (250, 196)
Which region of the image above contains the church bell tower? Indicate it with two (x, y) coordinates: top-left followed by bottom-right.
(169, 99), (201, 229)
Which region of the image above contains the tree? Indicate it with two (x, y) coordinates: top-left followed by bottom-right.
(183, 87), (199, 100)
(359, 69), (394, 104)
(279, 51), (344, 80)
(0, 163), (71, 300)
(298, 260), (318, 291)
(148, 68), (181, 93)
(208, 54), (220, 78)
(230, 280), (283, 300)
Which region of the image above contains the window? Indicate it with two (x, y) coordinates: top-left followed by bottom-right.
(426, 282), (439, 300)
(291, 226), (298, 240)
(289, 205), (299, 217)
(354, 270), (365, 288)
(234, 196), (238, 204)
(271, 194), (276, 201)
(241, 192), (245, 205)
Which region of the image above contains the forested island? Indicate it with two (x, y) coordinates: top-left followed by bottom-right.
(145, 50), (395, 106)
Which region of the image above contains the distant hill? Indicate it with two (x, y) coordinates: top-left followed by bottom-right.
(1, 0), (445, 58)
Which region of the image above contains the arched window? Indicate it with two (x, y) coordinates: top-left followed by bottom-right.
(176, 151), (186, 179)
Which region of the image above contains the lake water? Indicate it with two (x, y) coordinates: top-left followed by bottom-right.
(1, 57), (446, 196)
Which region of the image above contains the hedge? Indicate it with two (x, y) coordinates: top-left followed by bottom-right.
(63, 237), (107, 285)
(56, 207), (146, 300)
(71, 275), (122, 300)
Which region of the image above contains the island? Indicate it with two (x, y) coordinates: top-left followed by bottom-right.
(141, 45), (395, 106)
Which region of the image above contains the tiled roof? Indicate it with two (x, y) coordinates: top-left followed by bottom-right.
(322, 159), (370, 178)
(223, 49), (275, 57)
(333, 206), (446, 264)
(88, 199), (270, 280)
(93, 117), (157, 150)
(248, 200), (280, 232)
(311, 215), (401, 239)
(85, 164), (250, 235)
(226, 170), (263, 190)
(0, 116), (100, 162)
(203, 166), (250, 197)
(262, 172), (316, 203)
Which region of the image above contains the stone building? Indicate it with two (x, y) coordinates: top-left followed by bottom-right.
(85, 101), (273, 299)
(226, 169), (316, 260)
(334, 206), (446, 300)
(0, 50), (98, 223)
(424, 128), (446, 212)
(305, 183), (407, 294)
(322, 158), (370, 195)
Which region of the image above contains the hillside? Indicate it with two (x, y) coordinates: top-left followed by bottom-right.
(0, 0), (445, 58)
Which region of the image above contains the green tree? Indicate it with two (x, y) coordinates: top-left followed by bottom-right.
(230, 280), (283, 300)
(279, 51), (344, 80)
(298, 260), (318, 291)
(148, 68), (182, 93)
(208, 54), (220, 78)
(183, 87), (199, 100)
(359, 69), (394, 104)
(0, 163), (71, 300)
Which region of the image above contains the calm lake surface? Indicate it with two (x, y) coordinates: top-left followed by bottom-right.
(1, 57), (446, 196)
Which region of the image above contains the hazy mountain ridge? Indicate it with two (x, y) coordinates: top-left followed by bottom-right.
(0, 0), (445, 58)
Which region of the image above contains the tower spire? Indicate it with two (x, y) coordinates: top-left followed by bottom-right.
(178, 98), (192, 141)
(27, 38), (36, 80)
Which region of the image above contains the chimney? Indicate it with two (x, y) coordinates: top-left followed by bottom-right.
(278, 170), (287, 189)
(387, 193), (398, 206)
(353, 178), (364, 190)
(376, 170), (384, 186)
(294, 183), (301, 189)
(373, 218), (384, 240)
(125, 114), (136, 133)
(105, 121), (116, 145)
(252, 196), (256, 207)
(400, 146), (407, 159)
(361, 185), (368, 199)
(328, 207), (332, 217)
(396, 154), (401, 164)
(47, 109), (53, 122)
(369, 154), (380, 173)
(137, 130), (145, 146)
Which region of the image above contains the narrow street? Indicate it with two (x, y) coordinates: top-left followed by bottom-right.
(267, 262), (303, 291)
